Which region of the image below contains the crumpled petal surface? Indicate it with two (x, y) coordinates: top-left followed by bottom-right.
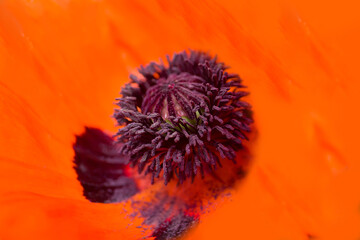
(0, 0), (359, 240)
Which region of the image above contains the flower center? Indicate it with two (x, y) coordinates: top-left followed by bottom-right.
(114, 50), (253, 185)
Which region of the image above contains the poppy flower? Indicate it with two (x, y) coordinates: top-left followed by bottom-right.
(73, 50), (254, 238)
(1, 0), (360, 240)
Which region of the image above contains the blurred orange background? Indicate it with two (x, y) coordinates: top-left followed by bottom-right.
(0, 0), (359, 239)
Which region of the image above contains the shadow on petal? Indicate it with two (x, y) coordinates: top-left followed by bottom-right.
(73, 127), (138, 203)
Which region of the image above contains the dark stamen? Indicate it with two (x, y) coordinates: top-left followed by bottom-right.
(114, 50), (253, 185)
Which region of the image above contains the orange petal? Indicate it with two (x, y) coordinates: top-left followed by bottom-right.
(0, 0), (359, 239)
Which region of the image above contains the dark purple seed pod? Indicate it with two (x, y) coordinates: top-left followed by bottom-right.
(114, 50), (253, 185)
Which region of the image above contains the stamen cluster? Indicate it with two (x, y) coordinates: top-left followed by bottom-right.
(114, 51), (252, 184)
